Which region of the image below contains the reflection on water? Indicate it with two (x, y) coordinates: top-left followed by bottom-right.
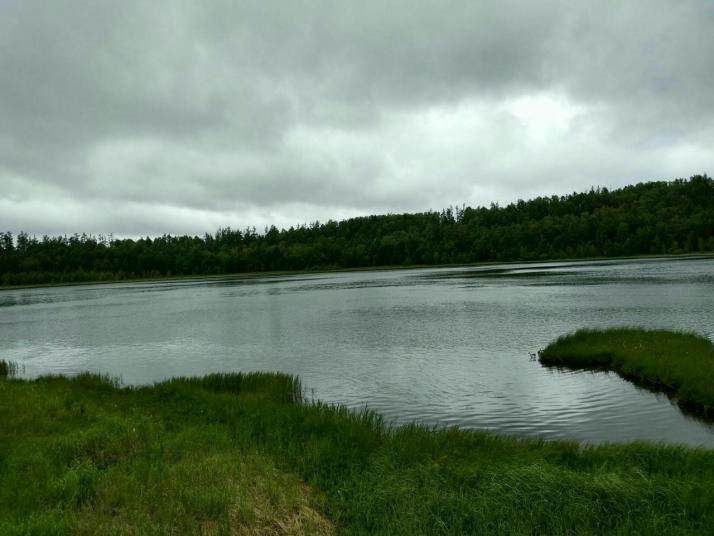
(1, 256), (714, 446)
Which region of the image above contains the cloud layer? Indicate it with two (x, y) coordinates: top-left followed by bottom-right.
(1, 0), (713, 236)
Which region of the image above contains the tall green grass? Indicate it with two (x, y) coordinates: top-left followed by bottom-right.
(2, 368), (714, 534)
(0, 360), (18, 378)
(539, 328), (714, 416)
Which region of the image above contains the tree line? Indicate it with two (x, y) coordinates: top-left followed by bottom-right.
(1, 175), (713, 286)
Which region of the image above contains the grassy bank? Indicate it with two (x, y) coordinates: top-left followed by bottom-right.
(539, 328), (714, 417)
(2, 366), (714, 534)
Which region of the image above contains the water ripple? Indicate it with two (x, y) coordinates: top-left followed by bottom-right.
(2, 257), (714, 446)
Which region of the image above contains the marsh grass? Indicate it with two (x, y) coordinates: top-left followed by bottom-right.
(2, 369), (714, 534)
(0, 359), (18, 378)
(539, 328), (714, 416)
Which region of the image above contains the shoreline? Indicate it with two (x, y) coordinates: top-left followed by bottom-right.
(2, 251), (713, 292)
(4, 324), (714, 532)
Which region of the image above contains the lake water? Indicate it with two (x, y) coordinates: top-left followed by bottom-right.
(2, 256), (714, 446)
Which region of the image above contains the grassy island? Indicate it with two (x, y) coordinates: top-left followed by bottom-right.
(539, 328), (714, 417)
(2, 364), (714, 534)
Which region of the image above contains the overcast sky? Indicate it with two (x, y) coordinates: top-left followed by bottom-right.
(1, 1), (713, 237)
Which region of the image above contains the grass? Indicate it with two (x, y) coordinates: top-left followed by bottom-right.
(0, 359), (18, 378)
(2, 367), (714, 534)
(539, 328), (714, 417)
(0, 372), (333, 535)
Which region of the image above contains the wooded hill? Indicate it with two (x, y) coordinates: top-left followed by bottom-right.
(1, 175), (712, 286)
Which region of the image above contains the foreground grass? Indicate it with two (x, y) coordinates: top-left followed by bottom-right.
(2, 369), (714, 534)
(0, 359), (18, 377)
(0, 373), (332, 536)
(539, 328), (714, 417)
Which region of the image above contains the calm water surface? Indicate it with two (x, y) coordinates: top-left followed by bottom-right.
(2, 257), (714, 446)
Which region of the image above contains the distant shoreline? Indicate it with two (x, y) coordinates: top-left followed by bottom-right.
(1, 251), (712, 292)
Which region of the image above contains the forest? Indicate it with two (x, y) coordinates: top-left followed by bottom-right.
(1, 175), (713, 286)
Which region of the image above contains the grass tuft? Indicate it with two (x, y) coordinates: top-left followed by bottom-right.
(0, 360), (19, 378)
(159, 371), (303, 403)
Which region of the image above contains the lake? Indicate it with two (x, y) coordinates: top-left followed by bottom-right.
(2, 256), (714, 446)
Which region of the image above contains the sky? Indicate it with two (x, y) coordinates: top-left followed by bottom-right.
(1, 1), (713, 237)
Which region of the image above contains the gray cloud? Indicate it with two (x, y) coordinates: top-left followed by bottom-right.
(1, 0), (713, 236)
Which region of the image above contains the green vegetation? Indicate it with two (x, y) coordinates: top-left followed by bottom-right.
(0, 372), (332, 536)
(2, 175), (714, 286)
(0, 359), (18, 378)
(539, 328), (714, 418)
(3, 368), (714, 534)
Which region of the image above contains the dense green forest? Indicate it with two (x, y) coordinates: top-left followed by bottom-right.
(1, 175), (713, 286)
